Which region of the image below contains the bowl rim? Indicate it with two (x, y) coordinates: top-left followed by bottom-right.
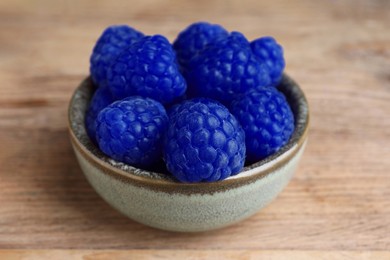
(68, 74), (309, 193)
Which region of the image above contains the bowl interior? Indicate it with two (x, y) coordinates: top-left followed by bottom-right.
(68, 74), (309, 187)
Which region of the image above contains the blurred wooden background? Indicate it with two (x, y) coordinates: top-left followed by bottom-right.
(0, 0), (389, 259)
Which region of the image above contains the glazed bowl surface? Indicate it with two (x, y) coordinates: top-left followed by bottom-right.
(68, 74), (309, 232)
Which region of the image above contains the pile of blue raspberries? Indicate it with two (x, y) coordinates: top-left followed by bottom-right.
(86, 22), (294, 183)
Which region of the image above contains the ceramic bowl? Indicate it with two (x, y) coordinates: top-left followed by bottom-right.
(68, 74), (309, 232)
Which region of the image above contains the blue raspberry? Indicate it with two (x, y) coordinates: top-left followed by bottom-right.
(90, 25), (144, 87)
(173, 22), (228, 68)
(95, 96), (168, 167)
(230, 87), (294, 163)
(164, 98), (246, 183)
(85, 85), (115, 143)
(107, 35), (187, 105)
(225, 31), (251, 46)
(251, 37), (285, 86)
(186, 32), (271, 105)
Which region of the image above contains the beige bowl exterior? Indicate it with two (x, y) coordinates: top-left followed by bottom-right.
(69, 75), (309, 232)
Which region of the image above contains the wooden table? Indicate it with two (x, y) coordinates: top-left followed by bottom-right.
(1, 0), (389, 259)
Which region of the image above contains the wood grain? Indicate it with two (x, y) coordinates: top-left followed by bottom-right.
(0, 0), (389, 258)
(1, 250), (390, 260)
